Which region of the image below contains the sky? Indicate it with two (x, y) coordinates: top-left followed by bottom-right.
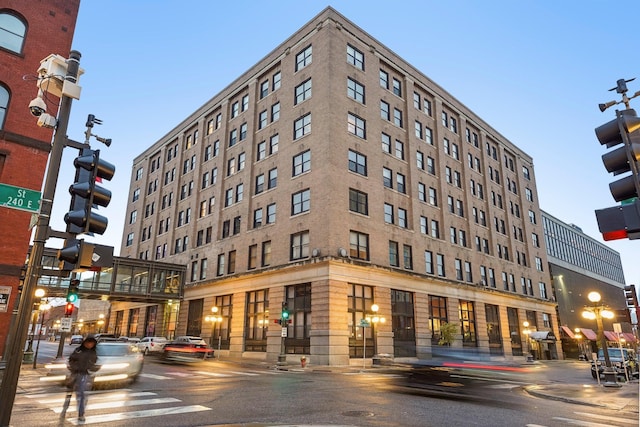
(42, 1), (640, 289)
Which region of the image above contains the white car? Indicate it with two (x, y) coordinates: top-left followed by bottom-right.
(137, 336), (168, 355)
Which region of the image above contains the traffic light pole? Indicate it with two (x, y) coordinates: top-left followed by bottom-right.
(0, 50), (81, 427)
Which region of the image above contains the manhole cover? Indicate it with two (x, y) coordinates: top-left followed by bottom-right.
(342, 410), (375, 418)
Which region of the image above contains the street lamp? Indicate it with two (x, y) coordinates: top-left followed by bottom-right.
(582, 291), (619, 387)
(574, 327), (585, 360)
(32, 300), (51, 369)
(368, 304), (386, 357)
(97, 314), (105, 333)
(205, 306), (223, 359)
(522, 321), (532, 361)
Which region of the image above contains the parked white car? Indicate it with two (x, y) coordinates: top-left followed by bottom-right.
(137, 336), (168, 355)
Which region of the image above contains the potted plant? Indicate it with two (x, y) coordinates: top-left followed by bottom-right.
(438, 322), (458, 346)
(300, 356), (307, 368)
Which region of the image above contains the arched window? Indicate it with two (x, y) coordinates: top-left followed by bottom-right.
(0, 84), (9, 130)
(0, 11), (26, 54)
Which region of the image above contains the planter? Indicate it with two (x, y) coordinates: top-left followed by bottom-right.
(300, 357), (307, 368)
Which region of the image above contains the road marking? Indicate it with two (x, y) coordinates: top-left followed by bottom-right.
(24, 391), (157, 405)
(552, 417), (617, 427)
(164, 371), (192, 377)
(139, 373), (173, 380)
(67, 405), (211, 425)
(227, 370), (259, 376)
(194, 370), (231, 377)
(573, 411), (639, 425)
(53, 397), (181, 413)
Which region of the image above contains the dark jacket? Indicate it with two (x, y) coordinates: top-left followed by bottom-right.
(68, 337), (98, 375)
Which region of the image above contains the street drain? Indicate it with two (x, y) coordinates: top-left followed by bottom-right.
(342, 410), (375, 418)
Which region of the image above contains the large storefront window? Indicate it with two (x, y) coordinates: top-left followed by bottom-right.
(507, 306), (522, 356)
(284, 283), (311, 354)
(127, 308), (140, 337)
(212, 295), (232, 350)
(459, 300), (477, 346)
(391, 289), (415, 357)
(186, 299), (203, 336)
(348, 284), (374, 358)
(429, 295), (447, 345)
(485, 304), (502, 355)
(245, 289), (269, 352)
(144, 305), (158, 337)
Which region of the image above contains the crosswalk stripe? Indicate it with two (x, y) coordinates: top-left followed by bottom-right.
(194, 371), (231, 377)
(69, 405), (211, 425)
(53, 397), (181, 413)
(573, 411), (639, 425)
(552, 417), (616, 427)
(227, 370), (259, 376)
(24, 391), (158, 405)
(139, 373), (173, 380)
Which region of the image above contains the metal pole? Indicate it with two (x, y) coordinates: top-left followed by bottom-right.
(0, 50), (81, 427)
(32, 309), (46, 369)
(596, 312), (619, 386)
(362, 327), (366, 369)
(617, 333), (630, 382)
(217, 335), (221, 360)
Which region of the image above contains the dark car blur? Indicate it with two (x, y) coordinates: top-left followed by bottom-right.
(161, 337), (213, 363)
(69, 335), (83, 345)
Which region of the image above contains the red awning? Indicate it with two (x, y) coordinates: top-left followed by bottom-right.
(622, 332), (636, 343)
(603, 331), (619, 342)
(579, 328), (597, 340)
(560, 325), (575, 338)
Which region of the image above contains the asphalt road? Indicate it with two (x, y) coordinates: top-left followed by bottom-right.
(6, 341), (639, 427)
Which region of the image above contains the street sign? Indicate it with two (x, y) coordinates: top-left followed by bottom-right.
(0, 183), (41, 213)
(281, 327), (288, 337)
(359, 319), (370, 328)
(60, 317), (72, 332)
(0, 286), (11, 313)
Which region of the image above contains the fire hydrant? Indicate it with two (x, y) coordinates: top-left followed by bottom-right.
(300, 357), (307, 368)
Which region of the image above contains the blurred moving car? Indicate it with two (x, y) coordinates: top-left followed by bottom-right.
(161, 337), (213, 363)
(69, 335), (83, 345)
(137, 336), (168, 355)
(46, 342), (144, 387)
(93, 333), (118, 342)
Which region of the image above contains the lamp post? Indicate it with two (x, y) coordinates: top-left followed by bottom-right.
(205, 306), (223, 359)
(97, 314), (105, 333)
(368, 304), (386, 357)
(32, 300), (50, 369)
(582, 291), (619, 387)
(24, 288), (46, 360)
(574, 327), (585, 360)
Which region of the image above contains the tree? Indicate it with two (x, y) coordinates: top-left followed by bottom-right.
(438, 322), (458, 346)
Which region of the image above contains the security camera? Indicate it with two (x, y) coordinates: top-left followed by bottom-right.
(29, 96), (47, 117)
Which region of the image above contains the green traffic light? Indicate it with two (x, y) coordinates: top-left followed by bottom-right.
(67, 293), (78, 303)
(282, 311), (289, 319)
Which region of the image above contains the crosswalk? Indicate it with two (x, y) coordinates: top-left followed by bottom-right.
(527, 410), (639, 426)
(18, 389), (210, 425)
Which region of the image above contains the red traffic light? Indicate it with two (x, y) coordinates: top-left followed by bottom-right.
(64, 302), (75, 316)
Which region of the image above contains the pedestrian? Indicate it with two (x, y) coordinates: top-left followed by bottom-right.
(67, 335), (98, 422)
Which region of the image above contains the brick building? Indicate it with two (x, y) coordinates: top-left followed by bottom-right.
(115, 7), (558, 365)
(0, 0), (79, 358)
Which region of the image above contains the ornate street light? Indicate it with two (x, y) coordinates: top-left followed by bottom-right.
(582, 291), (619, 387)
(205, 306), (223, 359)
(523, 321), (533, 361)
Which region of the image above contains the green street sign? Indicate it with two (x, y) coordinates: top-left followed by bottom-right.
(0, 183), (41, 213)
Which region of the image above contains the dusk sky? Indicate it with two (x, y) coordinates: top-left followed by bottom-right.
(41, 1), (640, 293)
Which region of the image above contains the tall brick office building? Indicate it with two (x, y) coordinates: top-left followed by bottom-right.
(0, 0), (79, 358)
(116, 7), (558, 365)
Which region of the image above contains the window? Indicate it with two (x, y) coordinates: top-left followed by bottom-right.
(392, 78), (402, 97)
(398, 208), (407, 228)
(292, 189), (310, 215)
(523, 166), (531, 180)
(0, 85), (8, 130)
(348, 150), (367, 176)
(382, 167), (392, 188)
(384, 203), (394, 224)
(425, 127), (433, 145)
(381, 133), (391, 154)
(349, 188), (368, 215)
(0, 12), (26, 53)
(295, 78), (312, 104)
(268, 168), (277, 189)
(269, 133), (279, 154)
(253, 208), (263, 228)
(539, 283), (548, 299)
(258, 110), (268, 129)
(293, 150), (311, 176)
(436, 254), (445, 277)
(272, 71), (281, 91)
(393, 108), (403, 127)
(242, 94), (249, 111)
(256, 141), (266, 161)
(380, 101), (390, 120)
(425, 251), (433, 274)
(126, 233), (134, 247)
(459, 300), (477, 345)
(347, 78), (365, 103)
(429, 295), (448, 345)
(347, 113), (366, 138)
(389, 241), (399, 267)
(231, 101), (239, 118)
(262, 241), (272, 266)
(396, 173), (406, 193)
(350, 230), (369, 260)
(271, 102), (280, 122)
(248, 245), (258, 269)
(266, 203), (276, 224)
(229, 129), (237, 147)
(291, 230), (309, 260)
(294, 113), (311, 139)
(394, 140), (404, 160)
(260, 80), (269, 99)
(132, 188), (140, 202)
(379, 70), (389, 89)
(347, 44), (364, 70)
(256, 174), (265, 194)
(296, 45), (312, 71)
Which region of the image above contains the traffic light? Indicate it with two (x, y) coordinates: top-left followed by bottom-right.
(66, 279), (79, 303)
(624, 285), (639, 309)
(64, 147), (115, 235)
(595, 109), (640, 240)
(614, 308), (632, 324)
(64, 302), (75, 316)
(281, 301), (290, 325)
(58, 238), (96, 270)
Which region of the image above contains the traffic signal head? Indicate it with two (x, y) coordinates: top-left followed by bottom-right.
(595, 109), (640, 202)
(64, 148), (115, 235)
(595, 199), (640, 240)
(64, 302), (75, 316)
(58, 238), (96, 270)
(66, 279), (79, 303)
(281, 301), (289, 321)
(624, 285), (639, 309)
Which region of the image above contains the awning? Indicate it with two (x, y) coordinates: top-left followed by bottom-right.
(560, 325), (575, 338)
(578, 328), (597, 340)
(529, 331), (556, 341)
(603, 331), (619, 342)
(622, 332), (636, 343)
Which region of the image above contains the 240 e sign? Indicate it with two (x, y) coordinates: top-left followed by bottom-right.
(0, 183), (41, 213)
